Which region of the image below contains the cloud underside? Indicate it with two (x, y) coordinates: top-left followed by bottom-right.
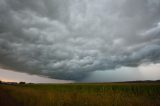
(0, 0), (160, 80)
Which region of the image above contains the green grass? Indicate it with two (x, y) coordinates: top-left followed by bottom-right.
(0, 83), (160, 106)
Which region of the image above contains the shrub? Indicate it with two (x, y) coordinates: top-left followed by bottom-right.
(19, 82), (26, 84)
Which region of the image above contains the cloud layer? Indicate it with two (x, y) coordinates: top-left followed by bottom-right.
(0, 0), (160, 80)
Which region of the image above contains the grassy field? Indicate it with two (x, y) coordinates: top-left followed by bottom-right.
(0, 82), (160, 106)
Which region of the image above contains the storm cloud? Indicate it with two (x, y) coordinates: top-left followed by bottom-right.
(0, 0), (160, 80)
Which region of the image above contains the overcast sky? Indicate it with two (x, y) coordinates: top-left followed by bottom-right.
(0, 0), (160, 82)
(0, 68), (73, 83)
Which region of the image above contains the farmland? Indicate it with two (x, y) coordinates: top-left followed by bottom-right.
(0, 82), (160, 106)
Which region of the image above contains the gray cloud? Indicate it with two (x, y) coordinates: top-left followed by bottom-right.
(0, 0), (160, 80)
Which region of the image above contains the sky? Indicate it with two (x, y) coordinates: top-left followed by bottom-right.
(0, 0), (160, 83)
(0, 68), (73, 83)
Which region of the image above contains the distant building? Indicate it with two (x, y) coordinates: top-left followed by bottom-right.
(0, 81), (18, 85)
(7, 82), (18, 85)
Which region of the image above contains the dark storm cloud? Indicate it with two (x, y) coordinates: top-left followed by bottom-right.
(0, 0), (160, 80)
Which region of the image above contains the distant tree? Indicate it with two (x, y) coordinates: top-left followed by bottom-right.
(19, 82), (26, 84)
(0, 80), (2, 84)
(28, 83), (34, 85)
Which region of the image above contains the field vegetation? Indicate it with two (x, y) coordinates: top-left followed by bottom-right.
(0, 82), (160, 106)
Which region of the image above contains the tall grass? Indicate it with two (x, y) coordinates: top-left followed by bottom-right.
(0, 83), (160, 106)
